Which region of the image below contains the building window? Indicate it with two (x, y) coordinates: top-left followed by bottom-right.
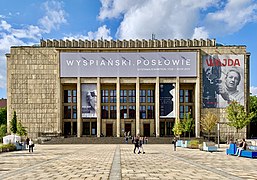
(147, 105), (154, 119)
(179, 89), (193, 103)
(110, 105), (116, 119)
(179, 105), (192, 119)
(129, 90), (136, 103)
(129, 105), (136, 118)
(73, 90), (77, 103)
(72, 106), (77, 119)
(101, 105), (109, 119)
(101, 90), (109, 103)
(185, 90), (193, 103)
(120, 105), (127, 118)
(147, 90), (154, 103)
(179, 90), (184, 103)
(64, 106), (71, 119)
(64, 90), (77, 103)
(140, 90), (146, 103)
(110, 90), (116, 103)
(120, 90), (127, 103)
(140, 106), (146, 119)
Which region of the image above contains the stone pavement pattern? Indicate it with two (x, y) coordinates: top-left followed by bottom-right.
(0, 144), (257, 180)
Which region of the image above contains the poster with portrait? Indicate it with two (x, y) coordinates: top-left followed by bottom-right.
(160, 84), (176, 118)
(82, 84), (97, 118)
(202, 54), (244, 108)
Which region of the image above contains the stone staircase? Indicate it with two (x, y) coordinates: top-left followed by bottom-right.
(41, 137), (173, 144)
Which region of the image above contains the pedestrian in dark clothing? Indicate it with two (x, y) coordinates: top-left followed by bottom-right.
(132, 136), (135, 144)
(134, 136), (140, 154)
(26, 137), (30, 149)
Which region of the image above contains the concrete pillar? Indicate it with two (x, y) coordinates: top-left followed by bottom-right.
(77, 77), (82, 137)
(155, 77), (160, 137)
(97, 77), (101, 137)
(195, 50), (201, 138)
(176, 77), (180, 124)
(116, 77), (120, 137)
(136, 77), (140, 135)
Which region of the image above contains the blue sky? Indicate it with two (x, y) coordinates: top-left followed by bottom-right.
(0, 0), (257, 98)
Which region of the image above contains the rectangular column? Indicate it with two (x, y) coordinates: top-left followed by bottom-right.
(116, 77), (120, 137)
(77, 77), (82, 137)
(136, 77), (140, 135)
(195, 50), (201, 138)
(155, 77), (160, 137)
(176, 77), (180, 124)
(97, 77), (101, 137)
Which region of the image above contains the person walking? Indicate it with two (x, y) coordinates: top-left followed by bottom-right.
(26, 137), (30, 149)
(133, 136), (140, 154)
(29, 139), (34, 153)
(139, 137), (145, 154)
(173, 136), (177, 151)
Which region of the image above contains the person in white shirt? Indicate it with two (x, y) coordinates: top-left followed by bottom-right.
(29, 139), (34, 153)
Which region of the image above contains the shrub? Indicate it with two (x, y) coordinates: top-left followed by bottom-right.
(188, 140), (199, 149)
(0, 143), (16, 152)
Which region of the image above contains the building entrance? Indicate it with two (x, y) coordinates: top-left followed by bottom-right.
(125, 123), (131, 134)
(144, 124), (150, 137)
(106, 124), (113, 137)
(64, 122), (71, 136)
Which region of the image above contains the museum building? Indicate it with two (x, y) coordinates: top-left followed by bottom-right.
(6, 39), (250, 140)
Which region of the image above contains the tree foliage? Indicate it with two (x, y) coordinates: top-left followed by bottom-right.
(182, 112), (195, 138)
(16, 120), (27, 136)
(250, 95), (257, 122)
(226, 100), (254, 132)
(0, 124), (7, 139)
(10, 111), (17, 134)
(0, 107), (7, 125)
(172, 120), (183, 137)
(201, 111), (218, 140)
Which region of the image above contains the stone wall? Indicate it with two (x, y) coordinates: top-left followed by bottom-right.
(7, 47), (60, 139)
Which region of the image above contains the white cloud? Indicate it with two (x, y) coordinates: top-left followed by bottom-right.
(99, 0), (257, 39)
(251, 86), (257, 96)
(204, 0), (257, 35)
(39, 1), (67, 33)
(99, 0), (220, 39)
(0, 0), (68, 93)
(63, 25), (112, 40)
(192, 27), (209, 39)
(0, 20), (12, 31)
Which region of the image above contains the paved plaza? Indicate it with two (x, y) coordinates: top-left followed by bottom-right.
(0, 144), (257, 180)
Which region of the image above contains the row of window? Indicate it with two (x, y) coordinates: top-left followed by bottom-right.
(101, 105), (154, 119)
(63, 89), (193, 119)
(102, 89), (154, 103)
(64, 89), (192, 103)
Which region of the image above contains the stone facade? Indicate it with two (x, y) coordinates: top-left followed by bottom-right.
(6, 39), (250, 141)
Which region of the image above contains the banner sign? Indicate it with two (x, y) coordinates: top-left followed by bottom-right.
(202, 54), (244, 108)
(82, 84), (97, 118)
(160, 84), (176, 118)
(60, 52), (197, 77)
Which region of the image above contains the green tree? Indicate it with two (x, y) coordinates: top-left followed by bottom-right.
(16, 120), (27, 136)
(10, 111), (17, 134)
(0, 124), (7, 139)
(172, 120), (183, 138)
(249, 95), (257, 122)
(201, 111), (218, 141)
(0, 107), (7, 125)
(226, 100), (254, 133)
(182, 112), (195, 138)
